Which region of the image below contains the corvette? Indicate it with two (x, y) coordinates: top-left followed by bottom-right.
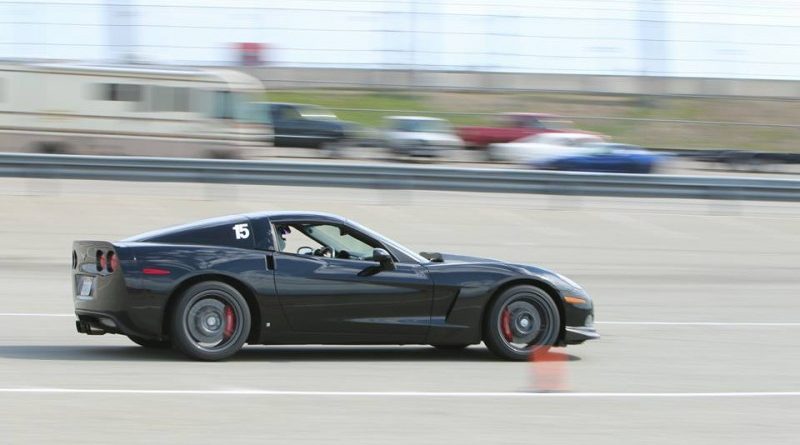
(72, 212), (598, 361)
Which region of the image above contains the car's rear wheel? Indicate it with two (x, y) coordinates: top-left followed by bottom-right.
(483, 285), (560, 361)
(128, 335), (170, 349)
(170, 281), (251, 361)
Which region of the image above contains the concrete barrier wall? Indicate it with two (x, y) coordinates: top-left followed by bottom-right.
(244, 67), (800, 99)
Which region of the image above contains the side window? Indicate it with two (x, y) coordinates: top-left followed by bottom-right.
(173, 87), (190, 112)
(306, 224), (376, 259)
(269, 106), (281, 122)
(525, 117), (544, 129)
(213, 91), (233, 119)
(274, 225), (323, 254)
(152, 86), (174, 112)
(97, 83), (142, 102)
(192, 89), (212, 115)
(274, 223), (379, 260)
(152, 87), (191, 112)
(280, 106), (302, 121)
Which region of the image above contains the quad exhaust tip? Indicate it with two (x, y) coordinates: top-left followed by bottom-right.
(75, 320), (106, 335)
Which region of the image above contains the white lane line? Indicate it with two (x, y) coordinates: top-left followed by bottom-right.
(0, 313), (798, 327)
(0, 388), (799, 398)
(0, 313), (74, 317)
(597, 321), (800, 326)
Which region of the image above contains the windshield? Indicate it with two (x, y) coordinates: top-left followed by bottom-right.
(245, 102), (272, 124)
(212, 91), (263, 122)
(391, 119), (452, 133)
(346, 220), (428, 263)
(297, 105), (337, 120)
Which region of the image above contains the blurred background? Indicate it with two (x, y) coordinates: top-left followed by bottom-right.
(1, 0), (799, 171)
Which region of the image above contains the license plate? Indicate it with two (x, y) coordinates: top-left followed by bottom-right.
(79, 277), (93, 296)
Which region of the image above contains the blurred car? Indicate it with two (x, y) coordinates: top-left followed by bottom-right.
(457, 113), (576, 149)
(71, 211), (597, 361)
(685, 149), (800, 171)
(264, 102), (362, 149)
(533, 143), (663, 174)
(383, 116), (463, 157)
(488, 132), (605, 163)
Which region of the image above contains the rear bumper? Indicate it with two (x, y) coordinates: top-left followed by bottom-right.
(564, 326), (600, 344)
(74, 309), (160, 340)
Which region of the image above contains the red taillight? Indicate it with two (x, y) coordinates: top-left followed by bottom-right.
(142, 267), (170, 276)
(96, 250), (105, 272)
(107, 251), (119, 273)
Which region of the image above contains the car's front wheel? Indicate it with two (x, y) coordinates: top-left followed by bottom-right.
(483, 285), (561, 361)
(170, 281), (251, 361)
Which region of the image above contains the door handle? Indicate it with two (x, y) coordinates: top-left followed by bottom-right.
(265, 253), (275, 271)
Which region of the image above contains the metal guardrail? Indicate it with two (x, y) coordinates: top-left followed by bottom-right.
(0, 153), (799, 201)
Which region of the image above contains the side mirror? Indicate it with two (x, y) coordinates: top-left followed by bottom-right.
(297, 246), (314, 255)
(372, 248), (395, 270)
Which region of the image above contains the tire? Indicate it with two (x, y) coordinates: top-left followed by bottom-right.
(483, 285), (561, 361)
(36, 141), (70, 154)
(128, 335), (171, 349)
(170, 281), (251, 361)
(484, 148), (498, 162)
(433, 344), (470, 351)
(320, 140), (343, 158)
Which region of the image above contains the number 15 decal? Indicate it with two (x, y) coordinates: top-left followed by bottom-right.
(233, 223), (250, 240)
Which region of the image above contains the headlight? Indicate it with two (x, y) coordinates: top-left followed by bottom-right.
(555, 272), (583, 291)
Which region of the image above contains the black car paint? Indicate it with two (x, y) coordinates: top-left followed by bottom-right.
(267, 103), (357, 148)
(72, 212), (597, 348)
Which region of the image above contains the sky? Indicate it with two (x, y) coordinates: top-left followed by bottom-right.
(1, 0), (799, 80)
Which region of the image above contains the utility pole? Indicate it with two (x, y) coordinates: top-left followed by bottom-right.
(637, 0), (668, 106)
(106, 0), (137, 63)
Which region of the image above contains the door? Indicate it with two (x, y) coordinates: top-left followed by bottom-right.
(271, 221), (433, 343)
(579, 152), (631, 173)
(271, 104), (321, 147)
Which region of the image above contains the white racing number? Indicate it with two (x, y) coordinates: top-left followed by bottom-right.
(232, 223), (250, 240)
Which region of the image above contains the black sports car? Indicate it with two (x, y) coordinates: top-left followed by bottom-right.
(72, 212), (598, 361)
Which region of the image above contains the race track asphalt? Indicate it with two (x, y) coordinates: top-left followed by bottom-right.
(0, 178), (798, 444)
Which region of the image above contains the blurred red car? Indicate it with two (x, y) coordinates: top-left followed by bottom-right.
(457, 113), (575, 149)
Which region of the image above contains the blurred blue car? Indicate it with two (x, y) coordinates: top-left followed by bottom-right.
(532, 143), (663, 174)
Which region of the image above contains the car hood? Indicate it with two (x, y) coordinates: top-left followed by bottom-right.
(389, 131), (460, 140)
(422, 253), (585, 295)
(431, 252), (574, 291)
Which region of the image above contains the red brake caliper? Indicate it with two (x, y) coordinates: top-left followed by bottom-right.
(500, 308), (513, 342)
(223, 305), (236, 339)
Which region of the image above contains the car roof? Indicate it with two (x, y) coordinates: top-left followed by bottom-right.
(125, 211), (347, 242)
(248, 211), (346, 223)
